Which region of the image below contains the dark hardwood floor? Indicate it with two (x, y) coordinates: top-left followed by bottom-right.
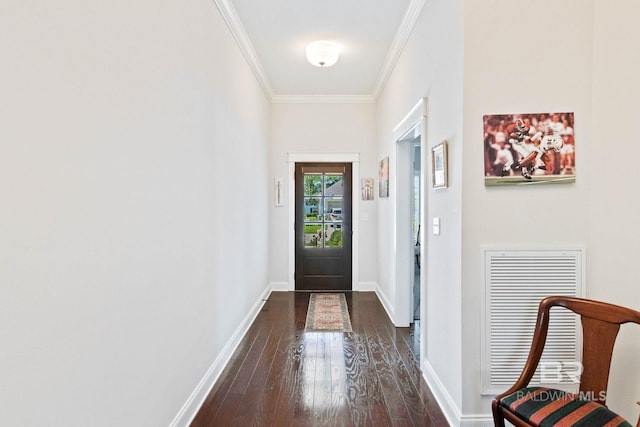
(190, 291), (448, 427)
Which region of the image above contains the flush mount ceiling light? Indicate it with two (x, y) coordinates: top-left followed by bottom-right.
(305, 40), (341, 67)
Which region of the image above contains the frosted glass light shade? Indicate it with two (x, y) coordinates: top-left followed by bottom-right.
(305, 41), (341, 67)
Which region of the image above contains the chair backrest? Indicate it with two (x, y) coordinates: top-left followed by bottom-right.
(529, 297), (640, 405)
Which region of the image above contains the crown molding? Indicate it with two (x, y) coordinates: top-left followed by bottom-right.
(213, 0), (274, 101)
(372, 0), (426, 99)
(214, 0), (424, 104)
(271, 94), (376, 104)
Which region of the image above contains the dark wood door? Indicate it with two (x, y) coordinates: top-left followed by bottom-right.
(295, 163), (352, 291)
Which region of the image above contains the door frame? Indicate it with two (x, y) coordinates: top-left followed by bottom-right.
(393, 98), (427, 327)
(294, 162), (353, 291)
(287, 153), (360, 291)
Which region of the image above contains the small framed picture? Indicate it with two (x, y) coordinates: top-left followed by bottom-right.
(432, 141), (448, 189)
(379, 157), (389, 197)
(361, 178), (374, 201)
(274, 176), (284, 206)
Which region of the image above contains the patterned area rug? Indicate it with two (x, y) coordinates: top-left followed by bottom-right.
(305, 293), (352, 332)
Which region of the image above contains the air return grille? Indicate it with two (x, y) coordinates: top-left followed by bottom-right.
(482, 249), (584, 394)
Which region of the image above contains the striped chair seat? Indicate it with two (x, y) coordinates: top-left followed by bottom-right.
(500, 387), (633, 427)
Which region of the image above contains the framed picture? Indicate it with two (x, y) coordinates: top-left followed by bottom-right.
(432, 141), (448, 189)
(274, 177), (284, 206)
(361, 178), (374, 200)
(483, 112), (575, 186)
(379, 157), (389, 198)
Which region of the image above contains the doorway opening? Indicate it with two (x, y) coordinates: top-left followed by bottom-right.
(412, 144), (421, 321)
(286, 153), (360, 292)
(294, 163), (353, 291)
(397, 128), (422, 324)
(393, 98), (427, 328)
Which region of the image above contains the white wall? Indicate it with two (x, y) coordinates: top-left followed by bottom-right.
(461, 0), (594, 420)
(376, 0), (465, 419)
(0, 1), (270, 426)
(590, 0), (640, 420)
(462, 0), (640, 423)
(269, 103), (378, 289)
(378, 0), (640, 424)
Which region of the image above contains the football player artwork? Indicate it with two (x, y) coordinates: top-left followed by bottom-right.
(483, 112), (575, 186)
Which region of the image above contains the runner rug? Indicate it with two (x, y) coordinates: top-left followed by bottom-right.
(304, 293), (352, 333)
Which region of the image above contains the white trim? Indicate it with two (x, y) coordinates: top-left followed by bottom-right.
(287, 153), (361, 291)
(392, 98), (428, 327)
(269, 281), (290, 292)
(169, 286), (272, 427)
(374, 285), (395, 322)
(460, 414), (494, 427)
(358, 281), (378, 292)
(271, 95), (376, 104)
(287, 161), (296, 291)
(393, 98), (428, 136)
(352, 160), (360, 290)
(288, 152), (360, 163)
(394, 139), (413, 327)
(214, 0), (425, 102)
(422, 358), (461, 427)
(213, 0), (274, 101)
(373, 0), (427, 99)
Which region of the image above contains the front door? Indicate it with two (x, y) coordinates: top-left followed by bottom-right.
(295, 163), (352, 291)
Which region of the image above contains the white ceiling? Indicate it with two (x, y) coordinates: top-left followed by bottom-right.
(217, 0), (424, 103)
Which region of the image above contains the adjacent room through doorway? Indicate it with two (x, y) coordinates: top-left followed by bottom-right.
(393, 97), (427, 328)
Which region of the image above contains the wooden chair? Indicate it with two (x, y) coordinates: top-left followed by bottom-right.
(492, 296), (640, 427)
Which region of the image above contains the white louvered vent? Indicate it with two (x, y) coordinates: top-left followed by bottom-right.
(481, 249), (584, 395)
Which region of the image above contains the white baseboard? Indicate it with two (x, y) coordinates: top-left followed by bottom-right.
(374, 285), (394, 321)
(269, 281), (290, 292)
(460, 414), (494, 427)
(357, 281), (378, 291)
(422, 358), (461, 427)
(421, 358), (493, 427)
(270, 281), (378, 293)
(168, 285), (272, 427)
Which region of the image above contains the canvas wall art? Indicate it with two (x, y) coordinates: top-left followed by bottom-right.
(379, 157), (389, 197)
(483, 112), (575, 186)
(361, 178), (374, 200)
(432, 141), (448, 189)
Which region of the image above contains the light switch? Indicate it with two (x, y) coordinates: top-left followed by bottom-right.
(432, 217), (440, 235)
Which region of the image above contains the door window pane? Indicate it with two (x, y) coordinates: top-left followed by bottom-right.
(303, 172), (344, 248)
(324, 175), (344, 195)
(324, 198), (343, 222)
(304, 174), (323, 196)
(304, 223), (323, 247)
(324, 224), (343, 248)
(304, 197), (322, 221)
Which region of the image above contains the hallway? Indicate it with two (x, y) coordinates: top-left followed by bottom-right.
(191, 292), (448, 426)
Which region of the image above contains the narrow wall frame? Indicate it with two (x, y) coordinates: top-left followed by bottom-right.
(431, 141), (448, 189)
